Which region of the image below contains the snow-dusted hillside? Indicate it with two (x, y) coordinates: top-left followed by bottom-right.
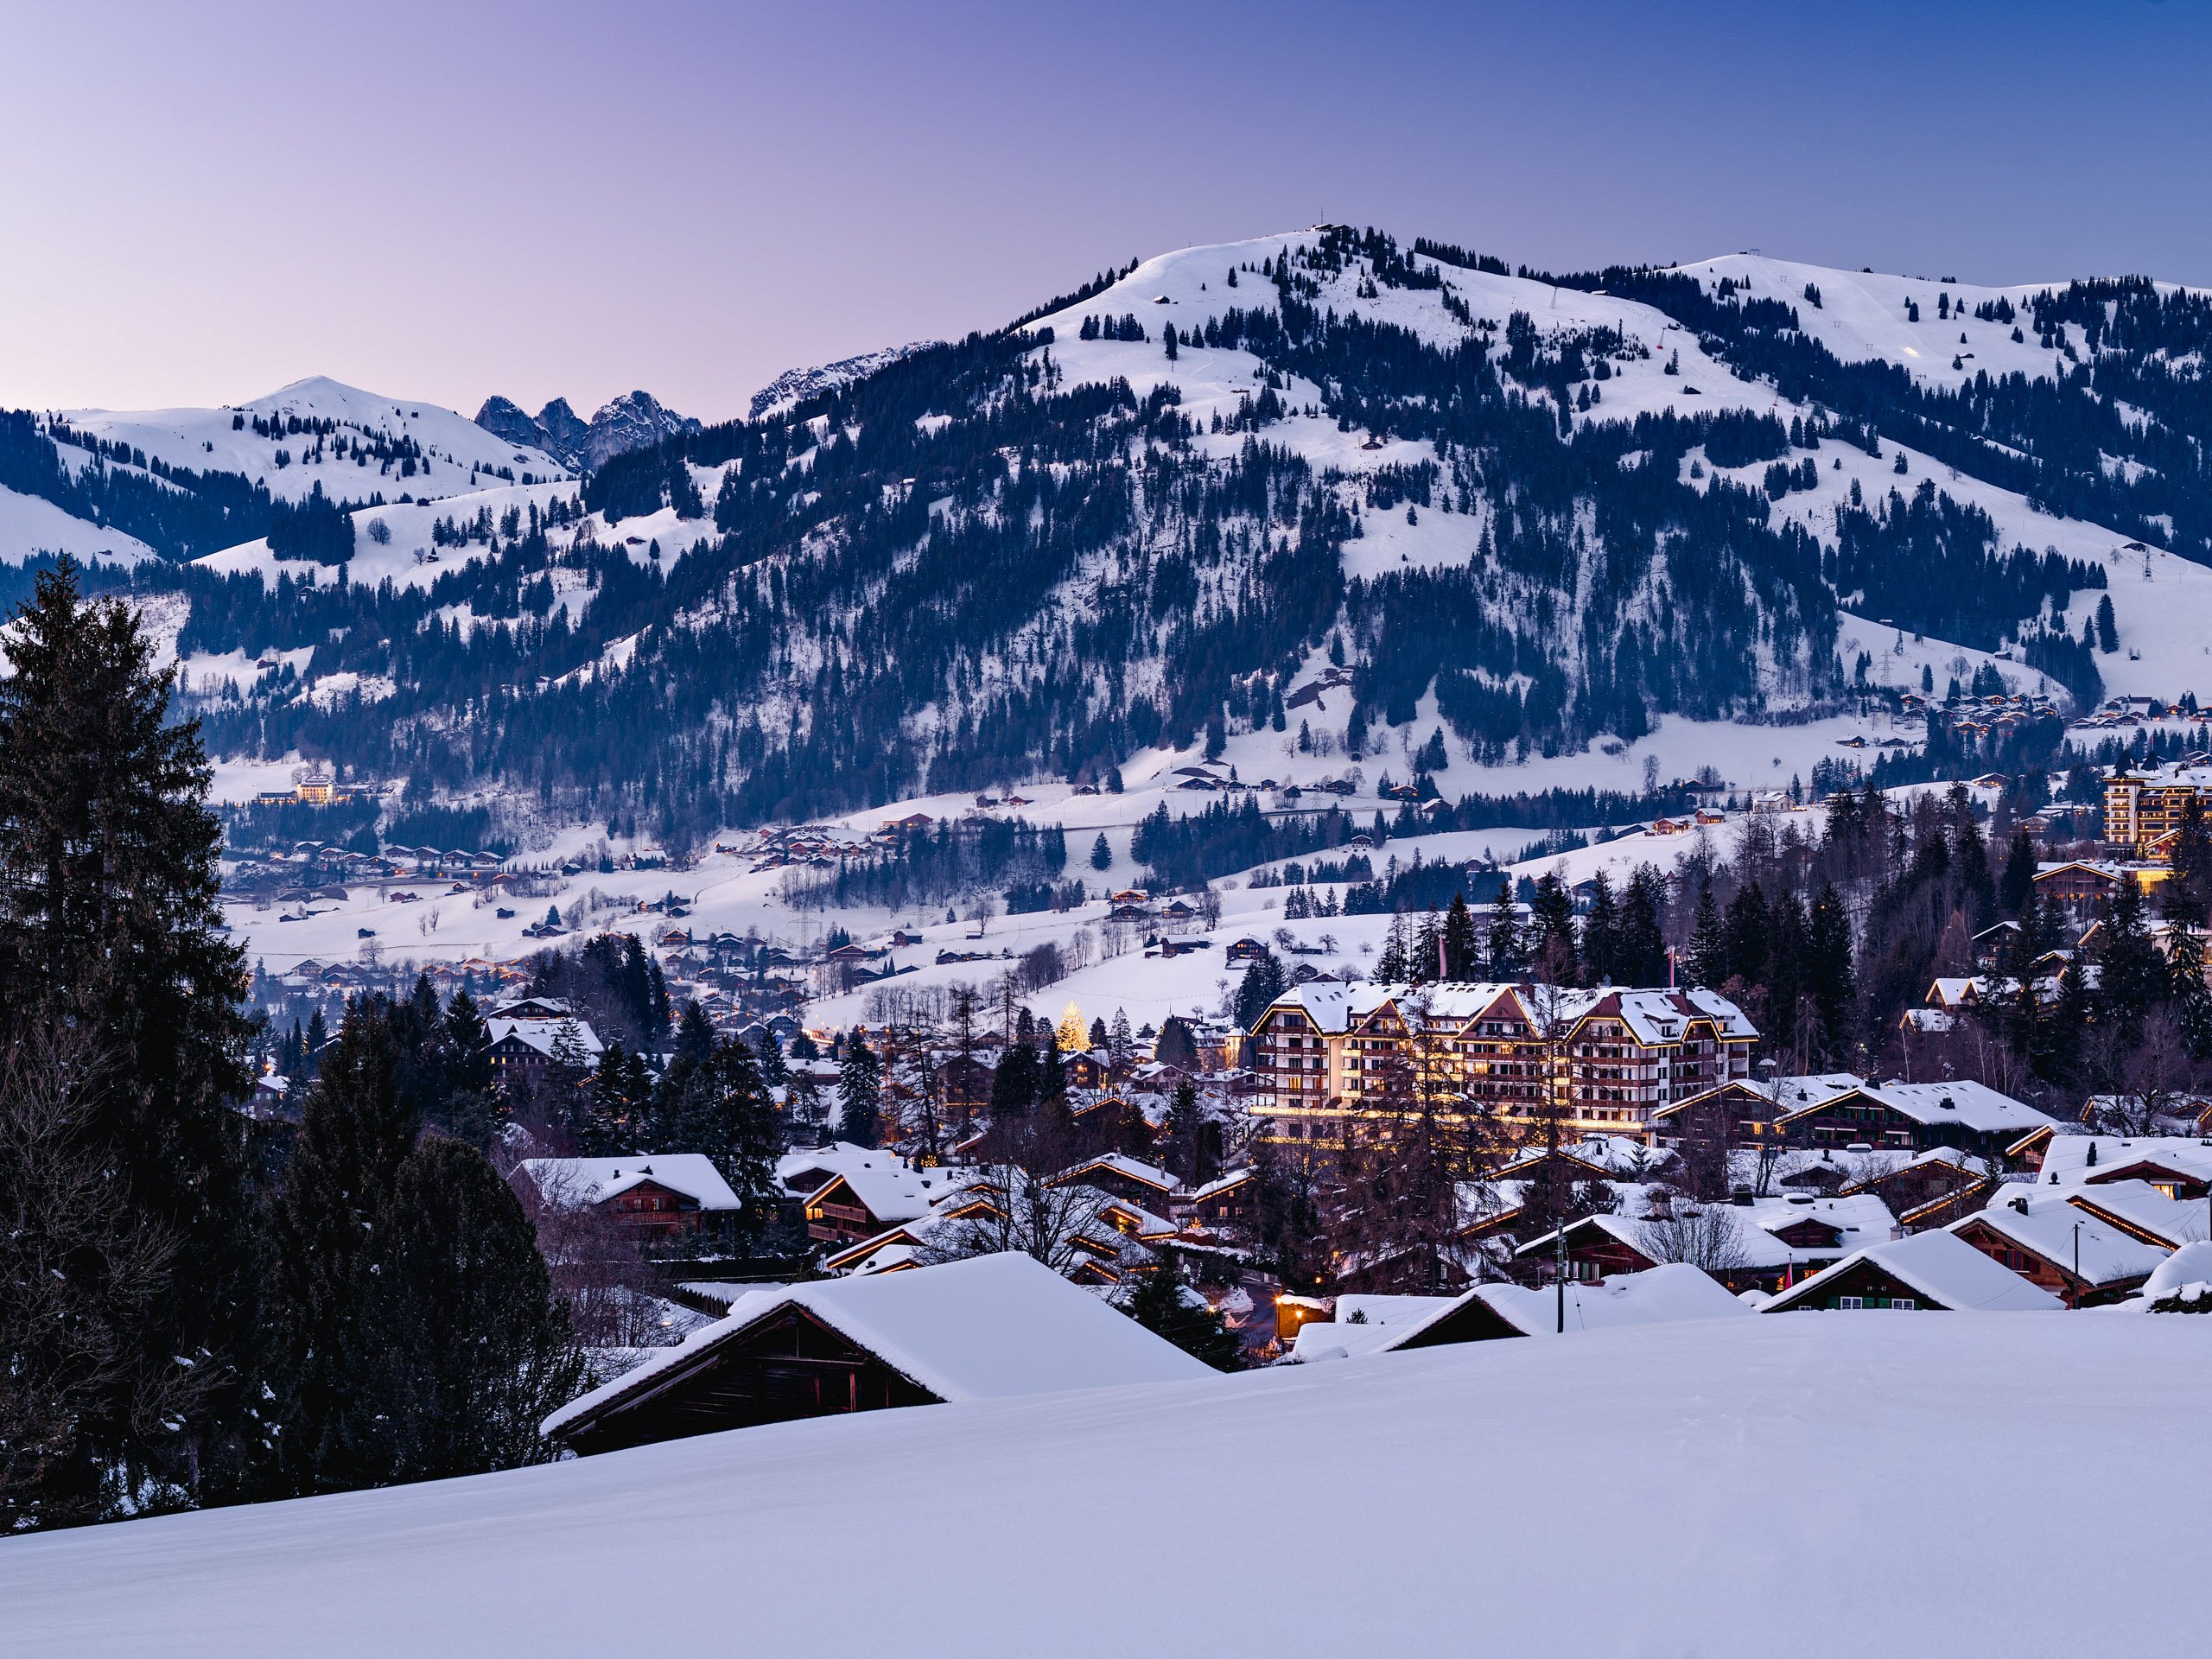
(0, 482), (154, 566)
(4, 1315), (2203, 1658)
(55, 375), (569, 505)
(197, 480), (583, 593)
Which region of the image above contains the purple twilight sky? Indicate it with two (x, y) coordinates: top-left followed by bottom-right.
(3, 0), (2209, 423)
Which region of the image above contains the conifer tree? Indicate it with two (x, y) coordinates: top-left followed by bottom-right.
(1527, 874), (1578, 983)
(1117, 1250), (1241, 1370)
(436, 989), (499, 1148)
(1685, 884), (1728, 989)
(1617, 867), (1669, 986)
(1722, 883), (1771, 988)
(836, 1036), (881, 1147)
(1232, 949), (1287, 1030)
(1805, 884), (1856, 1065)
(1580, 872), (1620, 986)
(359, 1137), (582, 1483)
(0, 559), (254, 1503)
(1484, 899), (1522, 979)
(1440, 893), (1478, 981)
(1999, 830), (2037, 919)
(262, 998), (422, 1495)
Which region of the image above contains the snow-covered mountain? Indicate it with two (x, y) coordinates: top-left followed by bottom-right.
(474, 390), (700, 474)
(57, 376), (569, 503)
(747, 341), (939, 419)
(15, 226), (2212, 856)
(0, 377), (571, 568)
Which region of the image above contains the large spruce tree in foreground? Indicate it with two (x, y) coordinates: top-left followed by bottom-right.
(264, 996), (581, 1493)
(0, 559), (254, 1519)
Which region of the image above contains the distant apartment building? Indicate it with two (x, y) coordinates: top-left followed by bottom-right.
(1249, 980), (1758, 1151)
(2103, 763), (2212, 854)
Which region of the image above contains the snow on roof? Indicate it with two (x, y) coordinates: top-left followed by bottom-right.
(1187, 1167), (1254, 1203)
(2037, 1135), (2212, 1187)
(777, 1141), (901, 1192)
(1955, 1196), (2169, 1287)
(1767, 1230), (2065, 1312)
(486, 1015), (604, 1060)
(1457, 1264), (1752, 1338)
(810, 1160), (969, 1224)
(516, 1154), (741, 1211)
(1861, 1079), (2056, 1135)
(23, 1309), (2212, 1656)
(2060, 1180), (2209, 1249)
(1265, 980), (1754, 1040)
(1519, 1193), (1895, 1271)
(1054, 1152), (1177, 1192)
(545, 1252), (1211, 1435)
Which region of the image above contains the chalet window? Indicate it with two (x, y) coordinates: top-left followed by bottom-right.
(1836, 1295), (1864, 1309)
(1890, 1298), (1916, 1311)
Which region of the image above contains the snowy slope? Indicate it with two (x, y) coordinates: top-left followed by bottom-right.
(5, 1315), (2204, 1658)
(0, 483), (155, 566)
(57, 376), (569, 505)
(197, 480), (583, 593)
(1669, 253), (2131, 391)
(1019, 233), (2177, 715)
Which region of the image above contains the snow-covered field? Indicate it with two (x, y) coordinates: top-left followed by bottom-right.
(4, 1314), (2202, 1657)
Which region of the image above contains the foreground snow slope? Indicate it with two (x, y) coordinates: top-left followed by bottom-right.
(7, 1315), (2205, 1658)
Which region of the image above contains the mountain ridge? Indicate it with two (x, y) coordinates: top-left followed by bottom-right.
(7, 226), (2210, 852)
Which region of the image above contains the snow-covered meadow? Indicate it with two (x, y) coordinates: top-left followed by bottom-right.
(4, 1313), (2203, 1658)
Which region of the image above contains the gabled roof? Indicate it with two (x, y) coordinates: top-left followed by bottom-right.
(543, 1253), (1211, 1438)
(1954, 1196), (2167, 1287)
(2036, 1135), (2212, 1188)
(2057, 1180), (2209, 1250)
(1049, 1153), (1178, 1195)
(805, 1160), (968, 1225)
(1464, 1264), (1754, 1337)
(777, 1141), (900, 1194)
(1516, 1193), (1894, 1272)
(1295, 1265), (1748, 1357)
(516, 1154), (742, 1211)
(486, 1015), (604, 1060)
(1866, 1081), (2055, 1135)
(1258, 980), (1755, 1042)
(1763, 1230), (2065, 1312)
(1187, 1167), (1255, 1204)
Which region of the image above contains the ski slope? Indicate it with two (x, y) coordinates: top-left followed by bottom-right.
(3, 1313), (2202, 1658)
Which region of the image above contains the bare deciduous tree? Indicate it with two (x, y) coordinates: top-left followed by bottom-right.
(1638, 1198), (1751, 1274)
(921, 1166), (1114, 1280)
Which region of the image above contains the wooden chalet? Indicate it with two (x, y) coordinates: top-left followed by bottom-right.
(802, 1161), (957, 1245)
(1762, 1230), (2065, 1313)
(1046, 1153), (1179, 1211)
(1839, 1152), (1993, 1234)
(1948, 1200), (2163, 1307)
(1185, 1168), (1255, 1229)
(509, 1155), (742, 1237)
(542, 1254), (1210, 1456)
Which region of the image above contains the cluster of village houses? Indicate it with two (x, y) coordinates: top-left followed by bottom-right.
(488, 960), (2212, 1461)
(229, 755), (2212, 1459)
